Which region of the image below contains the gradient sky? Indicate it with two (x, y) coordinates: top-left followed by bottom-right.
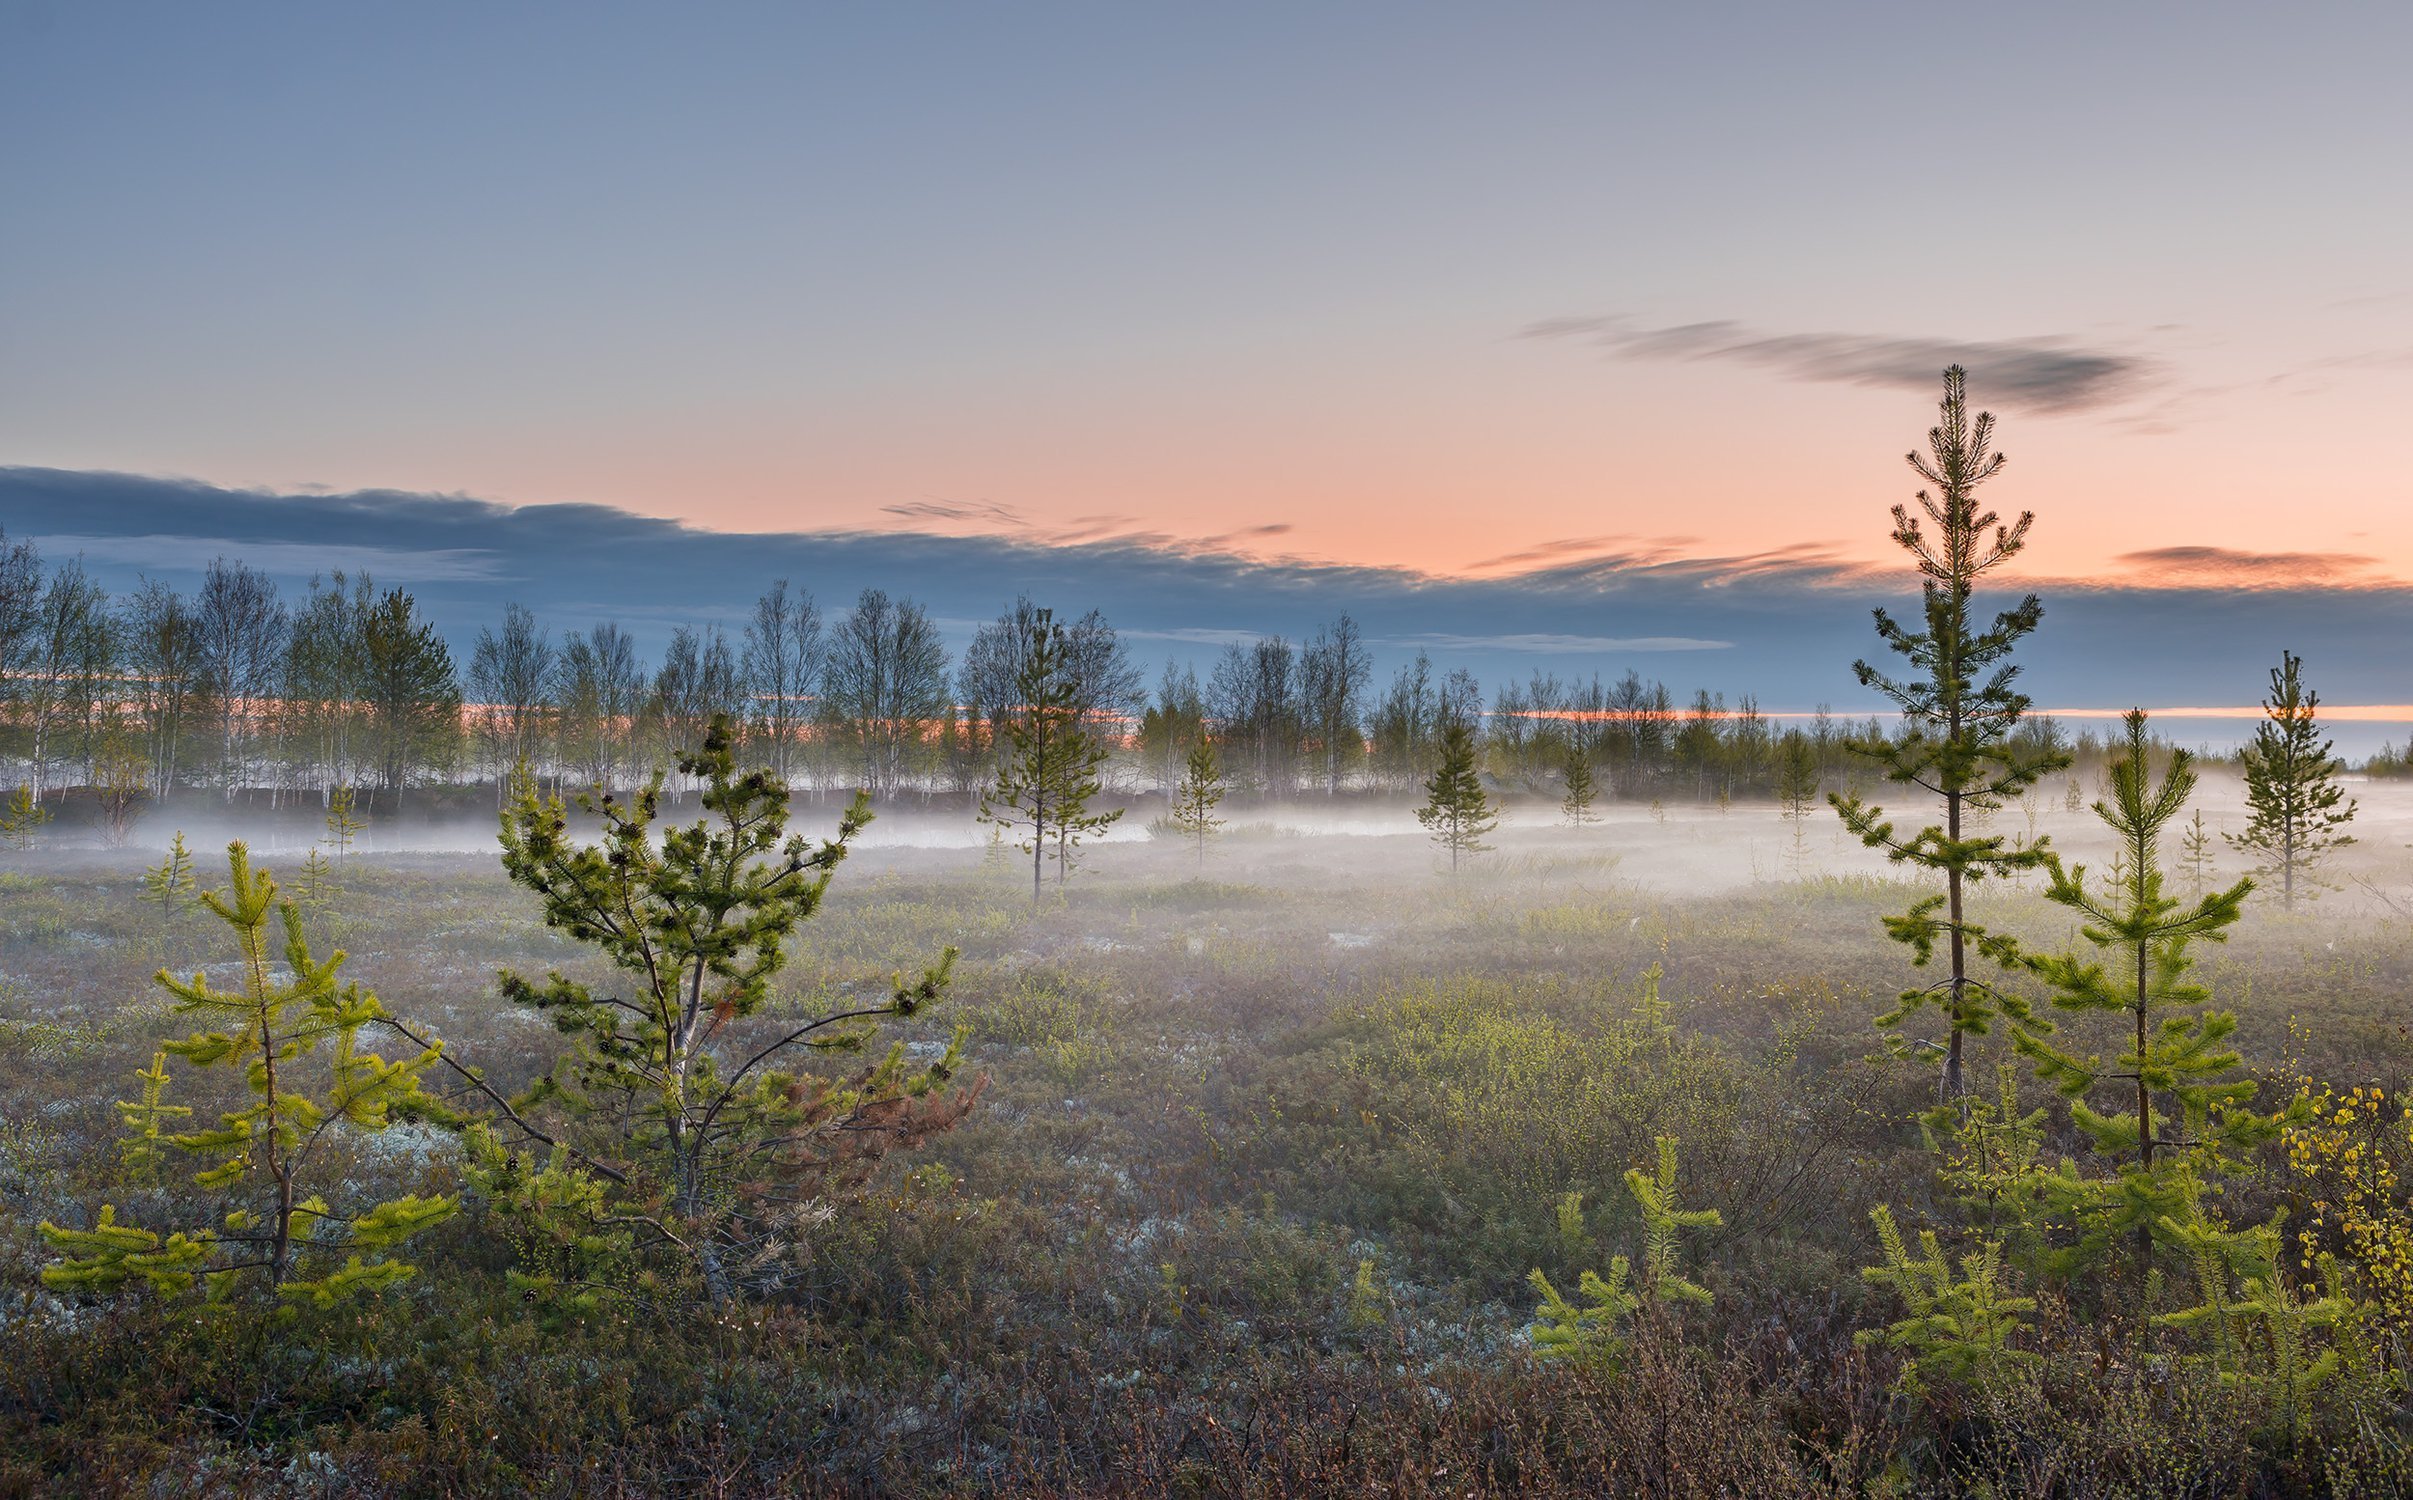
(6, 3), (2411, 588)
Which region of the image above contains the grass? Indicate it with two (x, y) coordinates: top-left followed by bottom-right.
(3, 826), (2412, 1495)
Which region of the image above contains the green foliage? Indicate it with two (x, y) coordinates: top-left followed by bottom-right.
(461, 1126), (642, 1321)
(2152, 1202), (2380, 1447)
(1775, 730), (1818, 865)
(325, 784), (363, 864)
(1830, 367), (2069, 1098)
(1417, 717), (1498, 872)
(141, 830), (198, 917)
(979, 608), (1123, 898)
(495, 715), (975, 1300)
(1858, 1203), (2039, 1396)
(295, 846), (334, 908)
(1560, 749), (1600, 826)
(40, 843), (456, 1301)
(1526, 1135), (1722, 1366)
(2181, 809), (2216, 895)
(2017, 710), (2284, 1266)
(1169, 735), (1227, 865)
(2229, 650), (2356, 909)
(1625, 1134), (1723, 1306)
(1918, 1066), (2062, 1270)
(1526, 1259), (1638, 1366)
(113, 1050), (190, 1184)
(0, 783), (50, 849)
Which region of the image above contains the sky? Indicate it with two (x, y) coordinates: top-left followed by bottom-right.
(3, 4), (2411, 731)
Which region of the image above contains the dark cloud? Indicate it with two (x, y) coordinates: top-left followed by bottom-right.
(3, 466), (2408, 717)
(1523, 317), (2157, 414)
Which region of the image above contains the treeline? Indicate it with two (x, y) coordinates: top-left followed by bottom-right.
(0, 526), (2140, 814)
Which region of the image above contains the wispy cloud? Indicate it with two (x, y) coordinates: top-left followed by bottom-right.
(1522, 316), (2158, 414)
(2111, 545), (2386, 589)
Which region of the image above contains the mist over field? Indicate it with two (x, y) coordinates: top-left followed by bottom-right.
(10, 3), (2413, 1495)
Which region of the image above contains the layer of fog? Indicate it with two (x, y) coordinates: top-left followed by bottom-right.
(19, 770), (2413, 916)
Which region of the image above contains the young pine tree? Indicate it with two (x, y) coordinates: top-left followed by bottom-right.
(979, 609), (1123, 900)
(2017, 710), (2283, 1265)
(1168, 736), (1227, 867)
(41, 845), (456, 1301)
(325, 784), (363, 865)
(1418, 717), (1498, 873)
(143, 830), (199, 918)
(296, 847), (335, 909)
(2229, 650), (2356, 910)
(1832, 367), (2069, 1100)
(1561, 748), (1600, 826)
(0, 783), (50, 849)
(1526, 1136), (1722, 1366)
(2181, 809), (2216, 895)
(491, 717), (977, 1302)
(1775, 729), (1820, 866)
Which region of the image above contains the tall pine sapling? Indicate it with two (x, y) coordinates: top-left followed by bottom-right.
(490, 717), (978, 1301)
(1168, 735), (1227, 867)
(979, 608), (1122, 900)
(41, 844), (456, 1301)
(1832, 366), (2068, 1099)
(2229, 650), (2355, 909)
(2017, 710), (2282, 1265)
(1418, 717), (1498, 873)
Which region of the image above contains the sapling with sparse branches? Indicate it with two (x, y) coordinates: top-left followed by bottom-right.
(979, 608), (1123, 899)
(1832, 367), (2069, 1100)
(1168, 735), (1227, 867)
(143, 831), (198, 918)
(1561, 748), (1600, 826)
(0, 784), (49, 849)
(325, 784), (363, 865)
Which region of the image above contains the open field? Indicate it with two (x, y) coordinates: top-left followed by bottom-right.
(6, 786), (2413, 1496)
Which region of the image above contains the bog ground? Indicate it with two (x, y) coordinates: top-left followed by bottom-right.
(5, 789), (2412, 1496)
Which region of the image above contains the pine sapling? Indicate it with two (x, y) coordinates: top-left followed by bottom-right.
(41, 844), (457, 1301)
(491, 717), (979, 1302)
(1418, 717), (1498, 873)
(2018, 710), (2285, 1266)
(1525, 1135), (1721, 1366)
(2182, 809), (2216, 895)
(2229, 651), (2356, 909)
(143, 831), (199, 918)
(1561, 749), (1600, 826)
(1831, 367), (2068, 1100)
(1169, 736), (1227, 867)
(325, 784), (363, 866)
(0, 784), (50, 849)
(1858, 1203), (2040, 1396)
